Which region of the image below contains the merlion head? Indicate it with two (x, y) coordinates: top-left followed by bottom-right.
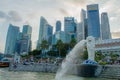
(86, 36), (95, 43)
(86, 36), (95, 48)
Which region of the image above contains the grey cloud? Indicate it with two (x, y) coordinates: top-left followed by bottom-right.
(0, 11), (8, 19)
(59, 8), (70, 16)
(7, 11), (22, 22)
(64, 0), (87, 6)
(0, 11), (7, 18)
(0, 11), (22, 22)
(69, 0), (86, 5)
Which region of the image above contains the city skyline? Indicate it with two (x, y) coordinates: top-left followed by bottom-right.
(0, 0), (120, 53)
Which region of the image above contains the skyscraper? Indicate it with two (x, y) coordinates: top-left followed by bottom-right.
(64, 17), (76, 33)
(22, 25), (32, 39)
(37, 16), (48, 49)
(54, 31), (67, 44)
(87, 4), (100, 39)
(77, 9), (88, 41)
(5, 24), (19, 54)
(52, 34), (56, 45)
(15, 25), (32, 55)
(56, 20), (61, 32)
(101, 12), (111, 40)
(47, 24), (53, 45)
(22, 25), (32, 52)
(76, 22), (83, 42)
(64, 17), (76, 43)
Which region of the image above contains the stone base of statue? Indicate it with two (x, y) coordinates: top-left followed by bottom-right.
(77, 60), (102, 77)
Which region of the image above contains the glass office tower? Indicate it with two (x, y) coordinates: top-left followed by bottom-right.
(22, 25), (32, 39)
(37, 16), (48, 49)
(64, 17), (76, 33)
(101, 12), (111, 40)
(47, 24), (53, 45)
(80, 9), (88, 39)
(87, 4), (100, 39)
(56, 20), (61, 32)
(5, 24), (19, 54)
(64, 17), (76, 43)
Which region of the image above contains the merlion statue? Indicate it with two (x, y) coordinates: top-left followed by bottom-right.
(86, 36), (95, 61)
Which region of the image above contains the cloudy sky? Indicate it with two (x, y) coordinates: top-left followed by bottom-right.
(0, 0), (120, 53)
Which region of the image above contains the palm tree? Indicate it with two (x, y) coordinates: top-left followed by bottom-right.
(95, 51), (104, 62)
(56, 39), (64, 57)
(41, 40), (49, 57)
(69, 38), (77, 49)
(83, 46), (88, 60)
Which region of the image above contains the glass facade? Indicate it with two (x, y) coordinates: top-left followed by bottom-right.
(64, 17), (76, 33)
(56, 21), (61, 32)
(37, 16), (48, 49)
(22, 25), (32, 39)
(77, 22), (83, 42)
(20, 34), (30, 55)
(5, 24), (19, 54)
(15, 25), (32, 55)
(87, 4), (100, 39)
(23, 25), (32, 52)
(47, 24), (53, 45)
(52, 34), (56, 45)
(101, 12), (111, 40)
(64, 17), (76, 43)
(54, 31), (66, 44)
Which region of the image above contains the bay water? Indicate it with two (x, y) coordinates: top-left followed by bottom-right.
(0, 68), (116, 80)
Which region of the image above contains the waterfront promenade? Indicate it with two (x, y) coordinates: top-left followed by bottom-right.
(99, 65), (120, 79)
(9, 63), (60, 73)
(1, 68), (116, 80)
(9, 63), (120, 79)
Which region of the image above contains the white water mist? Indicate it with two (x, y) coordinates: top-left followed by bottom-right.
(55, 40), (86, 80)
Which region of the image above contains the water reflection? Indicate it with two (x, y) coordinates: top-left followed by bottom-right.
(0, 68), (55, 80)
(0, 68), (116, 80)
(58, 74), (116, 80)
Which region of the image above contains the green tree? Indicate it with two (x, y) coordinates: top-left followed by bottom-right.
(29, 49), (41, 56)
(95, 51), (105, 62)
(110, 53), (119, 62)
(47, 50), (57, 57)
(41, 40), (49, 56)
(69, 38), (77, 49)
(56, 39), (64, 57)
(21, 49), (41, 59)
(83, 46), (88, 60)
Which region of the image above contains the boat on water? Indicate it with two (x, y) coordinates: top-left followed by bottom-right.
(0, 58), (10, 67)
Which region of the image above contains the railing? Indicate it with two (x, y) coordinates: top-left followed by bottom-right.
(9, 63), (60, 73)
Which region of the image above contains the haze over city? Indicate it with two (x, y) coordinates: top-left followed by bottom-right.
(0, 0), (120, 53)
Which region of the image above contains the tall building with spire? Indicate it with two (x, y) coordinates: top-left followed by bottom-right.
(87, 4), (100, 39)
(5, 24), (19, 54)
(101, 12), (111, 40)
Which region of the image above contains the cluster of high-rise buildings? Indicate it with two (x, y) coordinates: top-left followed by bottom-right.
(77, 4), (111, 42)
(5, 24), (32, 55)
(4, 4), (112, 55)
(37, 4), (111, 48)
